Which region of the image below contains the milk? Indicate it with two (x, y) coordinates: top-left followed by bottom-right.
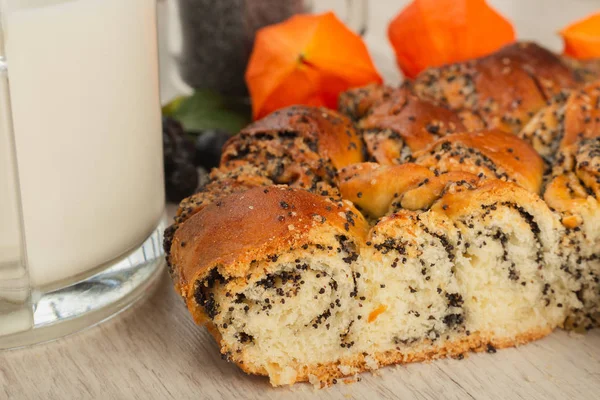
(2, 0), (165, 288)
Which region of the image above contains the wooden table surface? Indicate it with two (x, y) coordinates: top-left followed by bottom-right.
(4, 1), (600, 399)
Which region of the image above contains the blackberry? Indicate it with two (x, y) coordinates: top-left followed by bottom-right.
(193, 129), (231, 169)
(163, 117), (195, 166)
(162, 117), (198, 202)
(165, 159), (198, 202)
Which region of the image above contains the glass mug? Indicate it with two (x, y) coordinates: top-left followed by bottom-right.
(167, 0), (369, 96)
(0, 0), (166, 349)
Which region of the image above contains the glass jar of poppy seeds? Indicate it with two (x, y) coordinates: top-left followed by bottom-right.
(168, 0), (368, 97)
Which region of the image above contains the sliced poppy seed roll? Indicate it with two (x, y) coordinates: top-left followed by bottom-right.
(434, 180), (576, 339)
(169, 186), (370, 386)
(545, 137), (600, 330)
(352, 209), (467, 359)
(339, 161), (575, 344)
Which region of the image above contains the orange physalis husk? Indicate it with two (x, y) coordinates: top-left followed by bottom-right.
(246, 12), (382, 120)
(560, 12), (600, 59)
(388, 0), (516, 79)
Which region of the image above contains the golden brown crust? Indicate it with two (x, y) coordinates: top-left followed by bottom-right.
(337, 163), (434, 217)
(164, 163), (275, 277)
(412, 130), (544, 193)
(359, 93), (468, 163)
(218, 106), (362, 197)
(175, 163), (273, 226)
(473, 57), (547, 133)
(337, 84), (403, 121)
(399, 172), (481, 211)
(542, 82), (600, 224)
(340, 84), (486, 165)
(456, 109), (488, 131)
(432, 179), (549, 221)
(234, 105), (364, 170)
(545, 138), (600, 225)
(338, 163), (485, 218)
(495, 42), (578, 98)
(563, 57), (600, 84)
(412, 42), (579, 133)
(544, 174), (591, 228)
(170, 186), (369, 307)
(517, 81), (600, 161)
(517, 93), (568, 160)
(561, 81), (600, 148)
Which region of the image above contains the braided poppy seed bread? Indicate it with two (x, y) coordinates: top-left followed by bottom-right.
(411, 42), (581, 134)
(170, 187), (371, 384)
(165, 42), (600, 386)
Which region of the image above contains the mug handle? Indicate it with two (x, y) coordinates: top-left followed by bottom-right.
(344, 0), (369, 36)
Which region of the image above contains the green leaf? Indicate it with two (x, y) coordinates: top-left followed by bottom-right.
(161, 95), (186, 116)
(163, 90), (251, 134)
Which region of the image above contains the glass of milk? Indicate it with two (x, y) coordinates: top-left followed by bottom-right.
(0, 0), (166, 348)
